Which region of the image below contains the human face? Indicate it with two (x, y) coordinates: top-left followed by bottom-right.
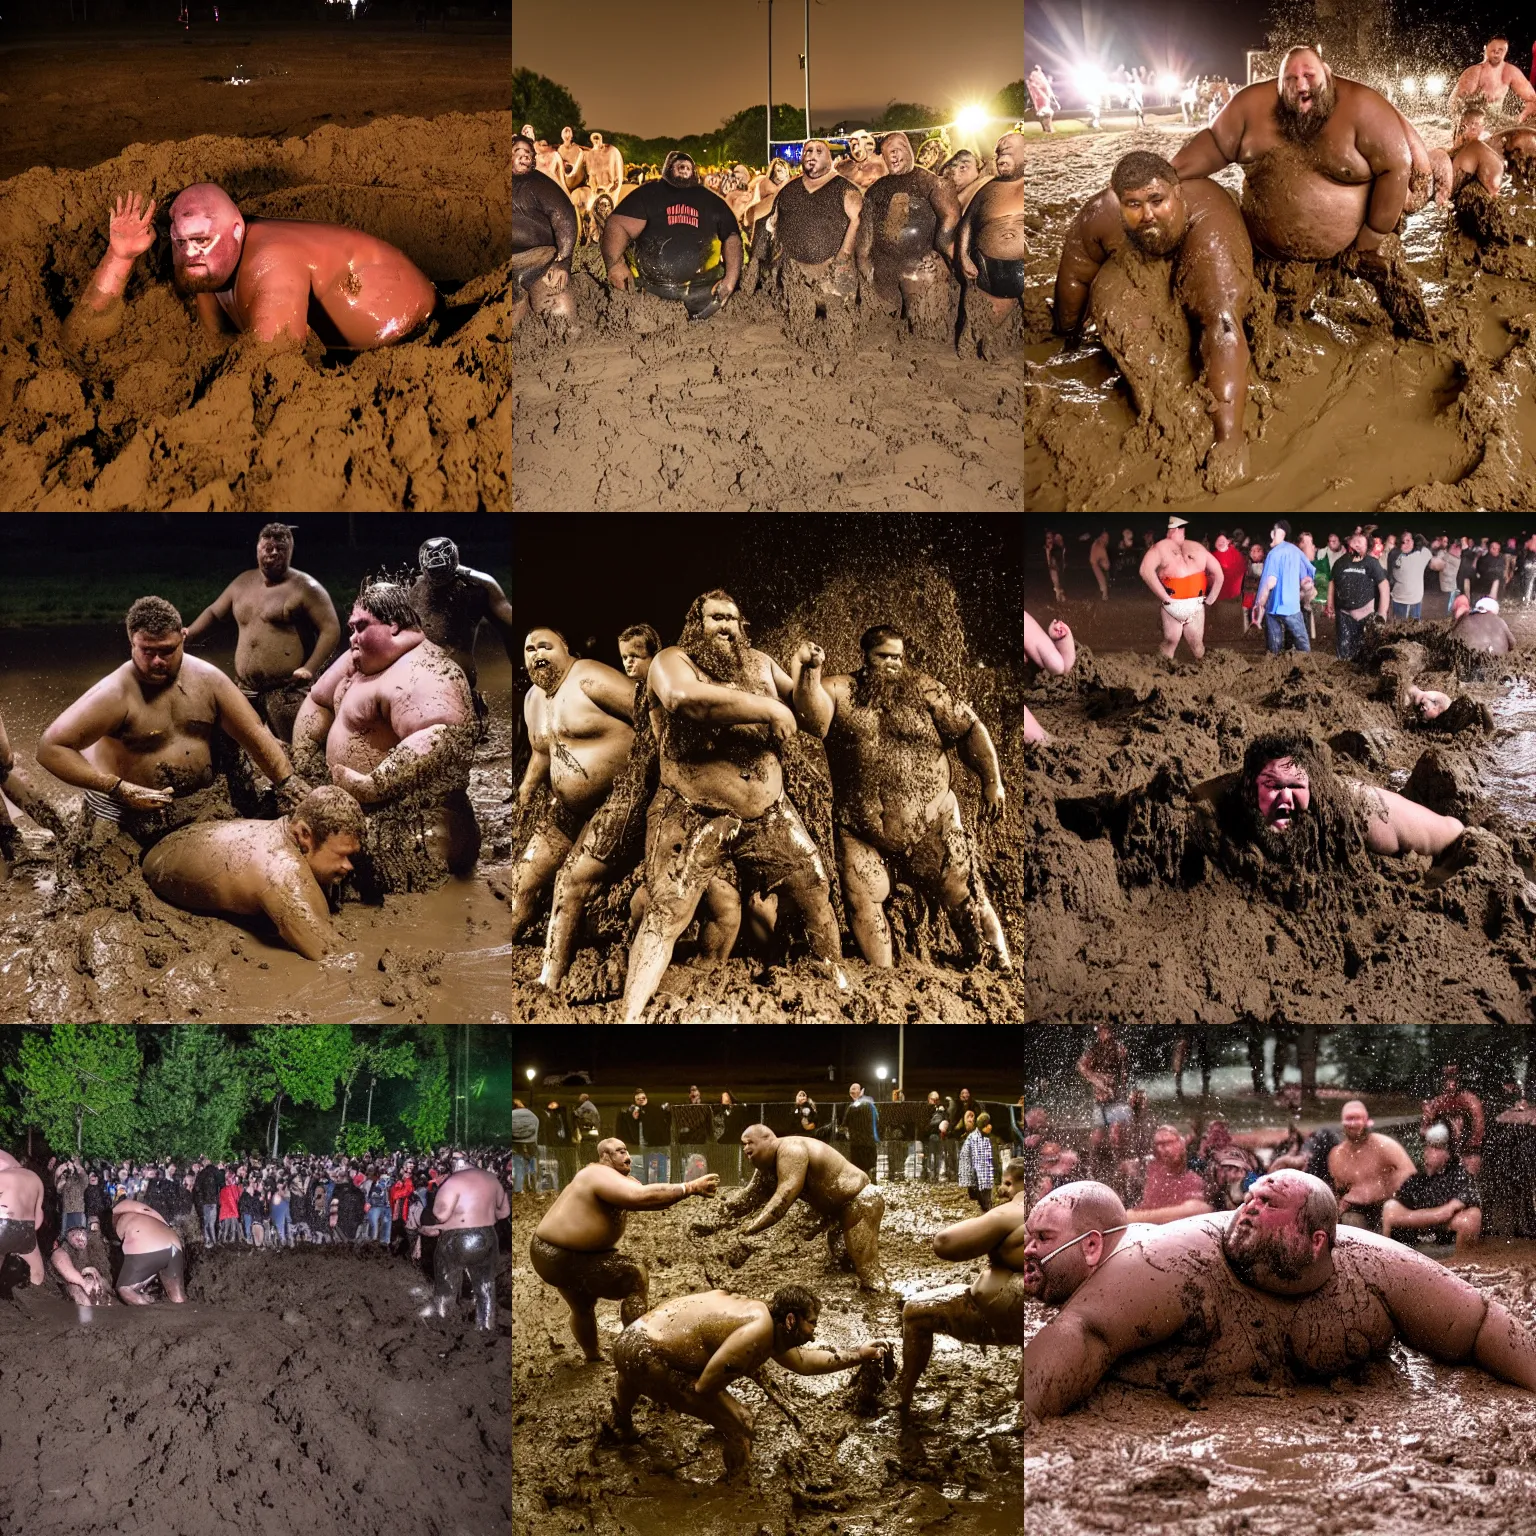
(1255, 757), (1310, 833)
(1486, 39), (1508, 66)
(849, 1083), (862, 1101)
(511, 140), (535, 175)
(591, 133), (604, 148)
(171, 210), (242, 295)
(130, 628), (185, 686)
(865, 638), (905, 678)
(1022, 1200), (1106, 1304)
(618, 638), (651, 680)
(770, 160), (790, 184)
(669, 155), (696, 184)
(1277, 54), (1335, 142)
(803, 141), (832, 177)
(1348, 533), (1367, 556)
(303, 829), (360, 887)
(882, 134), (913, 174)
(1341, 1102), (1370, 1142)
(1423, 1144), (1450, 1174)
(348, 606), (406, 675)
(1118, 178), (1186, 256)
(257, 535), (291, 580)
(994, 134), (1025, 179)
(1215, 534), (1229, 551)
(701, 600), (743, 649)
(1402, 533), (1414, 552)
(781, 1304), (818, 1346)
(561, 127), (573, 143)
(1153, 1127), (1186, 1169)
(944, 152), (979, 188)
(524, 629), (570, 687)
(796, 1091), (807, 1104)
(1224, 1174), (1314, 1275)
(1328, 533), (1342, 552)
(634, 1091), (647, 1106)
(741, 1127), (774, 1166)
(600, 1141), (632, 1174)
(850, 132), (875, 161)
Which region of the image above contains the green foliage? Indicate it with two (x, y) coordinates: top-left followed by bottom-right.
(608, 103), (811, 170)
(513, 69), (585, 141)
(135, 1026), (250, 1161)
(251, 1025), (352, 1155)
(339, 1123), (386, 1159)
(402, 1056), (451, 1153)
(995, 79), (1027, 118)
(873, 101), (940, 131)
(7, 1026), (141, 1158)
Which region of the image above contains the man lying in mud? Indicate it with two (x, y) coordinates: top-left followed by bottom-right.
(183, 522), (341, 744)
(1022, 1172), (1536, 1418)
(621, 590), (847, 1022)
(612, 1285), (892, 1481)
(697, 1124), (885, 1290)
(512, 133), (578, 331)
(856, 131), (960, 338)
(801, 624), (1010, 970)
(0, 1150), (46, 1290)
(1053, 154), (1255, 492)
(50, 1222), (115, 1307)
(37, 596), (303, 849)
(511, 627), (635, 945)
(292, 583), (479, 895)
(140, 785), (365, 960)
(530, 1137), (719, 1361)
(746, 139), (863, 324)
(417, 1154), (510, 1331)
(1171, 45), (1435, 341)
(898, 1157), (1026, 1411)
(66, 184), (438, 352)
(110, 1197), (187, 1305)
(1024, 610), (1075, 745)
(406, 537), (517, 699)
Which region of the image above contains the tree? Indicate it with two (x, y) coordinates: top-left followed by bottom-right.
(339, 1123), (387, 1160)
(401, 1047), (451, 1154)
(135, 1026), (250, 1161)
(249, 1025), (352, 1158)
(7, 1026), (141, 1158)
(874, 101), (940, 131)
(512, 69), (585, 141)
(994, 80), (1027, 119)
(334, 1030), (419, 1147)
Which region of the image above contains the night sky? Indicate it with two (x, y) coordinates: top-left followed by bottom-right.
(514, 0), (1022, 138)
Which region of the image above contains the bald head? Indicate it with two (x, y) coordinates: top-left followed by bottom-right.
(596, 1137), (632, 1172)
(1040, 1179), (1127, 1236)
(994, 133), (1025, 180)
(881, 132), (914, 173)
(1023, 1180), (1128, 1305)
(0, 1150), (20, 1172)
(169, 182), (244, 295)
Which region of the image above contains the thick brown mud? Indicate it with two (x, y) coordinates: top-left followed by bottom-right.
(512, 1183), (1020, 1535)
(0, 1243), (510, 1535)
(1026, 1243), (1536, 1534)
(1024, 594), (1536, 1024)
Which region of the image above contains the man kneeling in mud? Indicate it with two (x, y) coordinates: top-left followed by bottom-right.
(898, 1158), (1027, 1411)
(612, 1286), (892, 1480)
(293, 582), (479, 897)
(110, 1197), (187, 1306)
(531, 1138), (719, 1360)
(50, 1221), (115, 1307)
(1022, 1173), (1536, 1418)
(141, 786), (364, 960)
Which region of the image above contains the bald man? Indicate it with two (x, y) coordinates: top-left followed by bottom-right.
(957, 133), (1026, 324)
(531, 1138), (719, 1360)
(1023, 1173), (1536, 1418)
(856, 131), (960, 337)
(65, 183), (438, 353)
(748, 140), (863, 322)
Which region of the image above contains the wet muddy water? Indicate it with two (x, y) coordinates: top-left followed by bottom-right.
(0, 625), (512, 1024)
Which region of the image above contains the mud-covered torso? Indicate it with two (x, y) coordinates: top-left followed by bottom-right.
(0, 1167), (41, 1220)
(230, 570), (317, 687)
(87, 659), (221, 796)
(864, 168), (943, 268)
(329, 641), (471, 784)
(778, 1136), (869, 1216)
(970, 175), (1026, 260)
(535, 1170), (634, 1250)
(638, 1293), (768, 1371)
(527, 662), (635, 815)
(655, 651), (783, 818)
(774, 175), (852, 265)
(513, 169), (577, 255)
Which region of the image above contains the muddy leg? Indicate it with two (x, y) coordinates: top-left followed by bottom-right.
(559, 1289), (603, 1361)
(898, 1284), (992, 1407)
(1342, 234), (1433, 341)
(541, 850), (609, 989)
(622, 889), (708, 1022)
(842, 1190), (886, 1289)
(613, 1361), (642, 1436)
(837, 828), (893, 967)
(511, 823), (574, 941)
(696, 878), (741, 966)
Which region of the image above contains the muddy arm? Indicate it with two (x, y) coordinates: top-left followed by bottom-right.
(297, 577), (342, 676)
(184, 579), (237, 644)
(1197, 307), (1250, 444)
(261, 871), (333, 961)
(341, 722), (475, 806)
(1022, 1310), (1117, 1417)
(210, 670), (296, 787)
(291, 693), (333, 784)
(37, 681), (133, 793)
(719, 1166), (776, 1223)
(933, 1203), (1021, 1260)
(650, 649), (783, 727)
(839, 185), (862, 262)
(1052, 198), (1111, 336)
(742, 1149), (808, 1235)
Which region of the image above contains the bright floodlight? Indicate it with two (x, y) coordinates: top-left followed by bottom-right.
(1401, 76), (1419, 96)
(955, 104), (987, 136)
(1425, 73), (1447, 95)
(1076, 65), (1107, 97)
(875, 1066), (889, 1081)
(1158, 72), (1181, 94)
(524, 1067), (536, 1082)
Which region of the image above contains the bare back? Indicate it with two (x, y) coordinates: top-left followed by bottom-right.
(115, 1208), (181, 1255)
(0, 1166), (43, 1222)
(429, 1168), (508, 1230)
(637, 1291), (772, 1373)
(771, 1135), (869, 1217)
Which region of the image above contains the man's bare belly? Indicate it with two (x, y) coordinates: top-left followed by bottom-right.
(87, 736), (216, 797)
(236, 624), (307, 688)
(977, 214), (1027, 261)
(838, 765), (953, 851)
(1241, 152), (1372, 260)
(549, 734), (631, 816)
(662, 751), (783, 820)
(535, 1189), (627, 1250)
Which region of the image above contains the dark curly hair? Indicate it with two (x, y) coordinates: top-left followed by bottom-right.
(768, 1285), (821, 1330)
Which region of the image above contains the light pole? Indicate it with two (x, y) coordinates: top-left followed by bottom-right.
(803, 0), (811, 140)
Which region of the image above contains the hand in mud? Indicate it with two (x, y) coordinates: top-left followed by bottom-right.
(607, 262), (631, 291)
(331, 763), (379, 804)
(1203, 437), (1250, 494)
(274, 773), (311, 813)
(1048, 620), (1070, 642)
(981, 781), (1006, 823)
(793, 640), (825, 672)
(108, 191), (158, 260)
(764, 699), (798, 744)
(687, 1174), (720, 1197)
(113, 779), (174, 811)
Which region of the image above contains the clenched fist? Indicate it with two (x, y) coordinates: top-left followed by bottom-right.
(793, 640), (826, 671)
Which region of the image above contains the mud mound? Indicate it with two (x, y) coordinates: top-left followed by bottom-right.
(0, 1244), (508, 1536)
(0, 112), (511, 510)
(513, 1185), (1018, 1534)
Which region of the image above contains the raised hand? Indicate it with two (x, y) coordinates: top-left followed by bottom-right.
(108, 192), (158, 261)
(793, 640), (825, 671)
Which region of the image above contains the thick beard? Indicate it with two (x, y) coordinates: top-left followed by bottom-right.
(680, 627), (751, 684)
(852, 665), (925, 710)
(1276, 78), (1336, 144)
(1222, 1222), (1309, 1283)
(1251, 807), (1307, 863)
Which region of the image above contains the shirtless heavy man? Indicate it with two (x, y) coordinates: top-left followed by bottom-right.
(1054, 155), (1255, 491)
(836, 130), (888, 191)
(511, 628), (635, 943)
(957, 132), (1026, 324)
(803, 626), (1010, 971)
(407, 536), (517, 693)
(747, 140), (863, 326)
(142, 785), (365, 959)
(50, 1223), (115, 1307)
(531, 1137), (719, 1359)
(292, 583), (480, 892)
(1453, 598), (1516, 655)
(0, 1150), (46, 1289)
(1138, 517), (1224, 660)
(417, 1155), (511, 1330)
(1450, 35), (1536, 124)
(620, 591), (847, 1022)
(612, 1286), (890, 1481)
(512, 134), (578, 331)
(110, 1198), (187, 1305)
(705, 1125), (885, 1290)
(66, 184), (437, 353)
(183, 521), (341, 742)
(898, 1158), (1026, 1410)
(557, 125), (585, 180)
(1171, 46), (1434, 341)
(1328, 1100), (1416, 1229)
(38, 596), (301, 848)
(856, 131), (960, 338)
(1023, 610), (1076, 745)
(534, 135), (571, 187)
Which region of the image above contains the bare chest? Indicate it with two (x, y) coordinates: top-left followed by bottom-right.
(1244, 129), (1373, 187)
(834, 698), (943, 755)
(120, 682), (216, 750)
(232, 578), (306, 630)
(335, 669), (391, 732)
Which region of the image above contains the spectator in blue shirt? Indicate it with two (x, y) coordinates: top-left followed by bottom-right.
(1252, 520), (1313, 655)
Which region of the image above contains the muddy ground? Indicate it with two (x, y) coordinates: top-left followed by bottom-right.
(1024, 117), (1536, 512)
(0, 1242), (510, 1536)
(512, 241), (1022, 512)
(0, 110), (512, 510)
(512, 1182), (1020, 1535)
(1025, 1243), (1536, 1535)
(1024, 591), (1536, 1024)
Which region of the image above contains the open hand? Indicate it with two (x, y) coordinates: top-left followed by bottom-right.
(981, 782), (1006, 823)
(108, 192), (158, 260)
(688, 1174), (720, 1198)
(114, 779), (174, 811)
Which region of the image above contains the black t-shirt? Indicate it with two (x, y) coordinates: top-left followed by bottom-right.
(1330, 554), (1387, 613)
(1474, 553), (1505, 596)
(1395, 1162), (1481, 1212)
(613, 179), (739, 285)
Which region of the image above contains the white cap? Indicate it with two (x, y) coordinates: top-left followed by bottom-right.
(1474, 597), (1500, 614)
(1168, 517), (1189, 530)
(1424, 1123), (1451, 1145)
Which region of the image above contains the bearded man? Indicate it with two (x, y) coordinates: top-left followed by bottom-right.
(856, 131), (961, 337)
(1171, 44), (1434, 340)
(957, 132), (1026, 331)
(620, 590), (846, 1022)
(801, 625), (1010, 970)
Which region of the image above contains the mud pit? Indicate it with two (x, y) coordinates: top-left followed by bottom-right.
(0, 112), (512, 510)
(512, 1183), (1020, 1534)
(1024, 119), (1536, 511)
(1024, 595), (1536, 1024)
(512, 243), (1022, 512)
(1026, 1243), (1536, 1535)
(0, 628), (514, 1025)
(0, 1243), (510, 1536)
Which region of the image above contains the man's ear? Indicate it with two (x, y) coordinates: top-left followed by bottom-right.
(292, 819), (314, 854)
